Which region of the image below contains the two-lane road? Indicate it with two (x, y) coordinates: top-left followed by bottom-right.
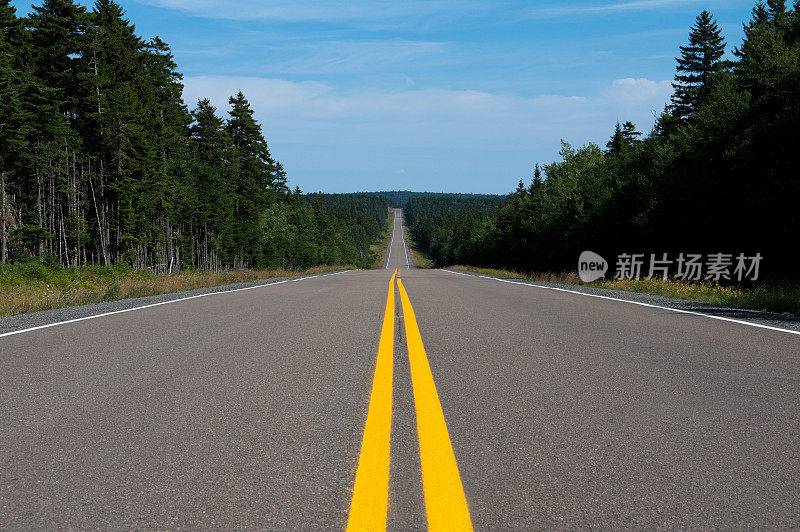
(384, 208), (413, 270)
(1, 209), (798, 529)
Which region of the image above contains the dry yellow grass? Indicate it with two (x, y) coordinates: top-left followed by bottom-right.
(404, 228), (434, 269)
(0, 265), (350, 317)
(449, 265), (800, 316)
(449, 265), (583, 283)
(371, 208), (395, 269)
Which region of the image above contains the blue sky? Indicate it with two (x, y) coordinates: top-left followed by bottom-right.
(13, 0), (757, 193)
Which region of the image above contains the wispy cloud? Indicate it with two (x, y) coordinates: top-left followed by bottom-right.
(182, 75), (671, 138)
(135, 0), (476, 22)
(112, 0), (748, 192)
(530, 0), (706, 19)
(601, 77), (672, 113)
(138, 0), (713, 23)
(271, 39), (448, 75)
(182, 75), (673, 191)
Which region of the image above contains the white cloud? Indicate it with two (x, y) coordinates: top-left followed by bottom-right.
(139, 0), (711, 22)
(531, 0), (705, 18)
(182, 75), (672, 189)
(602, 77), (673, 113)
(183, 76), (669, 123)
(183, 76), (592, 126)
(271, 40), (448, 75)
(136, 0), (469, 22)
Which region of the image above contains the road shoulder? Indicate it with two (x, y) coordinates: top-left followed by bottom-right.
(0, 270), (353, 336)
(441, 269), (800, 334)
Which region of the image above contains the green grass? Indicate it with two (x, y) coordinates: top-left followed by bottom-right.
(0, 262), (351, 317)
(403, 226), (434, 269)
(371, 208), (395, 269)
(602, 277), (800, 316)
(448, 265), (800, 317)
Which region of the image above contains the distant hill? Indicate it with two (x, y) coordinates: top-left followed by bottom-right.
(318, 190), (505, 208)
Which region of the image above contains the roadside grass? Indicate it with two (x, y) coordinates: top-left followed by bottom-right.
(449, 265), (581, 283)
(408, 246), (434, 269)
(0, 262), (351, 317)
(371, 208), (395, 269)
(448, 265), (800, 317)
(403, 227), (434, 269)
(602, 277), (800, 316)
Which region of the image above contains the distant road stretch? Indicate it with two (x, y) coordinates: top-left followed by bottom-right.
(1, 208), (798, 529)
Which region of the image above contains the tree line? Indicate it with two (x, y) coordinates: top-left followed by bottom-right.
(0, 0), (388, 272)
(348, 191), (503, 208)
(406, 1), (800, 280)
(404, 196), (506, 267)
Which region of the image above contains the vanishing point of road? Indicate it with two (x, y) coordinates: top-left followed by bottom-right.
(1, 208), (798, 529)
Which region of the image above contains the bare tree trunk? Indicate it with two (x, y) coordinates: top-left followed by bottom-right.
(71, 149), (78, 267)
(36, 160), (43, 259)
(49, 164), (55, 258)
(1, 171), (7, 264)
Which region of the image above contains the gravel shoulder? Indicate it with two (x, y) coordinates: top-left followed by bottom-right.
(0, 271), (350, 335)
(4, 267), (799, 337)
(443, 269), (800, 334)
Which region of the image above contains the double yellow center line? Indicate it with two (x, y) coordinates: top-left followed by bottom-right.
(347, 270), (473, 531)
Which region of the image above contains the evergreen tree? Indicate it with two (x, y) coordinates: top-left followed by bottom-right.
(138, 36), (192, 269)
(671, 10), (727, 119)
(511, 178), (527, 199)
(528, 163), (543, 195)
(606, 122), (624, 153)
(81, 0), (149, 264)
(606, 121), (640, 154)
(0, 0), (390, 271)
(226, 91), (278, 265)
(620, 121), (641, 144)
(227, 91), (278, 205)
(0, 0), (29, 262)
(27, 0), (86, 117)
(767, 0), (787, 20)
(190, 98), (235, 269)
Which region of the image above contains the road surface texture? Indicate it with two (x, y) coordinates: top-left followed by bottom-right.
(1, 208), (798, 529)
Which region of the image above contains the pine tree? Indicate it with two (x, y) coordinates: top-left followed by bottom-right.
(671, 10), (727, 119)
(0, 0), (29, 262)
(606, 122), (624, 153)
(734, 0), (797, 93)
(606, 121), (640, 154)
(528, 163), (543, 195)
(767, 0), (787, 21)
(227, 91), (277, 205)
(78, 0), (149, 265)
(138, 36), (192, 270)
(620, 121), (641, 144)
(227, 91), (278, 266)
(190, 98), (235, 269)
(28, 0), (86, 117)
(26, 0), (88, 265)
(0, 0), (393, 271)
(512, 178), (527, 199)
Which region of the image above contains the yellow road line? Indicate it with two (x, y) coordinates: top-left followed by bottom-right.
(347, 269), (397, 531)
(397, 278), (473, 532)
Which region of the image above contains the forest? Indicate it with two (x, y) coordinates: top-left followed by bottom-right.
(344, 191), (504, 208)
(406, 1), (800, 281)
(0, 0), (388, 272)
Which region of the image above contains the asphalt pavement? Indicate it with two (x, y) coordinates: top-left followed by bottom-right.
(1, 208), (798, 529)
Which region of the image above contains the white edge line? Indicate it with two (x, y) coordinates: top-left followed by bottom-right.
(0, 270), (354, 340)
(441, 269), (800, 337)
(385, 210), (396, 269)
(401, 215), (410, 268)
